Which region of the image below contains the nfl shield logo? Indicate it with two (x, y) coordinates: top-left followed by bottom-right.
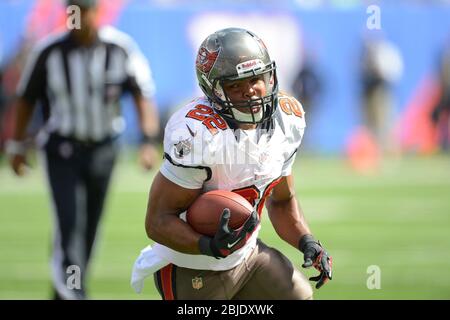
(192, 276), (203, 290)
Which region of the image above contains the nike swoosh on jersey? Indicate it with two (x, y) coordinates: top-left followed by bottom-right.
(186, 124), (197, 137)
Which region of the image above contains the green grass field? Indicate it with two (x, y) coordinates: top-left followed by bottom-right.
(1, 153), (450, 299)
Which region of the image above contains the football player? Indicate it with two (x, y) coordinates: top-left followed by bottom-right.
(132, 28), (332, 299)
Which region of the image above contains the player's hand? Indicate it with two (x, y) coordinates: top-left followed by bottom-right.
(299, 234), (333, 289)
(138, 143), (158, 171)
(199, 208), (259, 259)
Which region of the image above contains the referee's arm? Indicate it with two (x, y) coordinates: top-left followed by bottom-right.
(9, 98), (35, 175)
(133, 93), (160, 145)
(8, 44), (46, 176)
(125, 43), (160, 170)
(133, 93), (160, 170)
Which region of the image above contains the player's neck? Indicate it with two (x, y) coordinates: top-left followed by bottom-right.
(223, 117), (257, 130)
(237, 123), (257, 130)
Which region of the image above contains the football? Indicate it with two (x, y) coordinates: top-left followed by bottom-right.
(186, 190), (254, 237)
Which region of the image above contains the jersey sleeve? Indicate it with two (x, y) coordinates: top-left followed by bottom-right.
(280, 148), (299, 176)
(160, 105), (214, 189)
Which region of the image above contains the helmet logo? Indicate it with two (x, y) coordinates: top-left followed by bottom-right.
(196, 47), (219, 74)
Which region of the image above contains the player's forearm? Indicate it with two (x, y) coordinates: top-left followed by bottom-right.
(145, 172), (203, 254)
(12, 98), (35, 141)
(146, 212), (202, 255)
(266, 196), (311, 249)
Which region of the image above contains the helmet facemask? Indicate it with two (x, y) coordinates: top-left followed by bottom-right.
(211, 62), (278, 124)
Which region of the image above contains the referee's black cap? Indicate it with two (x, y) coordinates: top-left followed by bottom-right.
(66, 0), (98, 8)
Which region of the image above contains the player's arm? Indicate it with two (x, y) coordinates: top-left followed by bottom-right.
(145, 172), (203, 254)
(145, 171), (259, 258)
(266, 174), (311, 248)
(266, 174), (333, 289)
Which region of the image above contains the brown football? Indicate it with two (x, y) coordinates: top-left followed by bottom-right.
(186, 190), (253, 237)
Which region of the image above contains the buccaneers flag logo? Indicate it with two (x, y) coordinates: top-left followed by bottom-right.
(196, 47), (219, 74)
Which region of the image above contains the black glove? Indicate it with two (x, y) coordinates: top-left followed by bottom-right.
(299, 234), (333, 289)
(199, 208), (259, 259)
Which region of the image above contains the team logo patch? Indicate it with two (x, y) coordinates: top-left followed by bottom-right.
(196, 47), (219, 74)
(192, 276), (203, 290)
(174, 137), (192, 159)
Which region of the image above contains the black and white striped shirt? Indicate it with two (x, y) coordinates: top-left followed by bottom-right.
(17, 26), (155, 142)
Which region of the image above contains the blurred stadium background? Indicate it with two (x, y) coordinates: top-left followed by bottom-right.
(1, 0), (450, 299)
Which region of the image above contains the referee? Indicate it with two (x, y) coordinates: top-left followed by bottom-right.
(6, 0), (160, 299)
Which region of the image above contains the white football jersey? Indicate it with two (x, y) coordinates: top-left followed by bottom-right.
(154, 92), (306, 270)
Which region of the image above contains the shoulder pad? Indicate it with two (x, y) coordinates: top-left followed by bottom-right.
(277, 92), (306, 126)
(275, 92), (306, 145)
